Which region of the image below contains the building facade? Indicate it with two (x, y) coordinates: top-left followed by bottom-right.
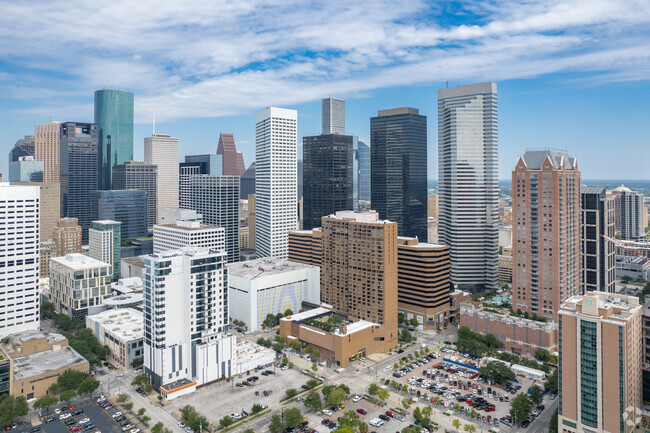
(59, 122), (98, 243)
(50, 253), (112, 318)
(179, 154), (222, 209)
(113, 161), (158, 229)
(144, 134), (179, 224)
(9, 135), (35, 164)
(428, 194), (439, 219)
(240, 163), (255, 200)
(94, 89), (134, 190)
(438, 83), (499, 290)
(89, 220), (122, 281)
(355, 139), (370, 208)
(86, 308), (144, 368)
(513, 150), (581, 320)
(581, 186), (615, 293)
(53, 217), (82, 257)
(153, 220), (225, 254)
(0, 184), (40, 338)
(321, 97), (345, 135)
(302, 133), (354, 230)
(558, 292), (642, 433)
(255, 107), (298, 259)
(35, 123), (60, 183)
(96, 190), (148, 241)
(189, 175), (240, 262)
(143, 248), (236, 399)
(228, 258), (320, 332)
(370, 107), (427, 241)
(15, 182), (59, 242)
(612, 185), (645, 241)
(9, 156), (43, 183)
(217, 133), (246, 176)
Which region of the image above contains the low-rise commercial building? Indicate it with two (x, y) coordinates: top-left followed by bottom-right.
(121, 256), (146, 279)
(227, 258), (320, 332)
(0, 331), (89, 400)
(86, 308), (144, 368)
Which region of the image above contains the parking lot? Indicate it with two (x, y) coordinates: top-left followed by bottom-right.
(35, 398), (136, 433)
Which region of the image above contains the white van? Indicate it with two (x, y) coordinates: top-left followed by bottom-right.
(369, 418), (384, 427)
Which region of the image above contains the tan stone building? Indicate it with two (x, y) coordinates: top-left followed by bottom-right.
(248, 194), (256, 251)
(16, 182), (60, 242)
(53, 217), (82, 257)
(427, 193), (438, 219)
(0, 331), (88, 400)
(39, 240), (55, 279)
(35, 123), (61, 183)
(513, 150), (580, 320)
(558, 292), (642, 433)
(289, 228), (322, 266)
(498, 246), (513, 283)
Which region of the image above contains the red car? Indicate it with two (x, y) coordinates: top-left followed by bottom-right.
(71, 427), (82, 432)
(321, 419), (330, 425)
(67, 405), (73, 410)
(485, 406), (495, 412)
(242, 381), (251, 386)
(356, 409), (367, 415)
(385, 411), (395, 418)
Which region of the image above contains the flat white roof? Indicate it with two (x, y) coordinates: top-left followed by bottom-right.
(51, 253), (109, 270)
(228, 257), (318, 279)
(87, 308), (144, 341)
(282, 307), (331, 322)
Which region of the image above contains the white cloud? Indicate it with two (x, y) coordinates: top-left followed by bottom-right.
(1, 0), (649, 122)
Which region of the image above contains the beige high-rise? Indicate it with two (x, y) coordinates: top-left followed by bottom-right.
(53, 218), (82, 257)
(559, 292), (642, 433)
(427, 194), (439, 219)
(15, 182), (60, 242)
(248, 194), (256, 251)
(35, 123), (61, 183)
(145, 134), (179, 224)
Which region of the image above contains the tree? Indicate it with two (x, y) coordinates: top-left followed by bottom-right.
(151, 422), (164, 433)
(57, 369), (89, 390)
(529, 385), (543, 406)
(140, 415), (151, 426)
(78, 377), (100, 395)
(413, 406), (422, 421)
(250, 403), (264, 415)
(314, 350), (320, 359)
(59, 390), (76, 402)
(328, 388), (346, 406)
(285, 388), (298, 399)
(268, 414), (284, 433)
(284, 309), (293, 317)
(131, 373), (150, 387)
(464, 424), (477, 433)
(478, 361), (515, 385)
(535, 348), (550, 362)
(157, 395), (164, 405)
(338, 410), (361, 428)
(144, 383), (154, 393)
(452, 419), (461, 430)
(0, 396), (29, 425)
(367, 383), (379, 396)
(401, 384), (408, 393)
(41, 301), (55, 319)
(409, 318), (420, 328)
(281, 356), (289, 366)
(469, 409), (477, 419)
(400, 328), (414, 343)
(137, 408), (146, 417)
(398, 312), (405, 325)
(124, 402), (134, 411)
(377, 388), (389, 401)
(290, 341), (302, 351)
(131, 357), (144, 368)
(333, 426), (355, 433)
(322, 385), (335, 399)
(510, 394), (532, 425)
(549, 408), (558, 433)
(545, 368), (558, 392)
(117, 393), (131, 403)
(34, 395), (58, 411)
(422, 406), (432, 419)
(272, 343), (284, 353)
(49, 383), (60, 395)
(219, 416), (235, 428)
(284, 408), (302, 429)
(304, 391), (322, 412)
(401, 398), (411, 410)
(358, 422), (369, 433)
(243, 430), (255, 433)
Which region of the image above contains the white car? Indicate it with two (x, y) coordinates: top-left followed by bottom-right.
(322, 409), (332, 416)
(177, 423), (185, 428)
(54, 409), (61, 414)
(281, 365), (288, 370)
(369, 418), (384, 427)
(395, 415), (405, 422)
(59, 414), (71, 420)
(79, 418), (90, 425)
(130, 430), (140, 433)
(352, 395), (361, 403)
(230, 413), (242, 420)
(116, 373), (124, 377)
(112, 412), (123, 418)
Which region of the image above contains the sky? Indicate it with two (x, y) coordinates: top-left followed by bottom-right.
(1, 0), (649, 180)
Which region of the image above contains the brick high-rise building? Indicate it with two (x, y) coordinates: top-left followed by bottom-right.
(53, 218), (82, 257)
(581, 186), (615, 293)
(217, 133), (246, 176)
(35, 123), (61, 183)
(558, 292), (642, 433)
(513, 150), (581, 319)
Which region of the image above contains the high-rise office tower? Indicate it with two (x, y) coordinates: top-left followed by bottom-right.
(320, 210), (398, 351)
(370, 107), (427, 240)
(297, 159), (303, 201)
(94, 89), (134, 190)
(356, 139), (370, 208)
(190, 175), (240, 263)
(153, 218), (225, 254)
(35, 123), (61, 183)
(9, 135), (35, 163)
(240, 163), (256, 200)
(9, 156), (43, 182)
(247, 194), (256, 251)
(113, 161), (158, 229)
(581, 186), (616, 293)
(559, 292), (642, 433)
(59, 122), (98, 243)
(255, 107), (297, 259)
(0, 184), (40, 338)
(513, 150), (581, 319)
(302, 134), (354, 230)
(612, 185), (645, 241)
(438, 82), (499, 291)
(53, 218), (82, 257)
(179, 154), (222, 209)
(321, 97), (345, 134)
(143, 247), (236, 395)
(428, 194), (439, 219)
(217, 133), (246, 176)
(96, 190), (147, 241)
(15, 182), (60, 242)
(89, 220), (122, 281)
(144, 134), (179, 224)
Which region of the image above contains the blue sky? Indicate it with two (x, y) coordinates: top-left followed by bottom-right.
(1, 0), (649, 180)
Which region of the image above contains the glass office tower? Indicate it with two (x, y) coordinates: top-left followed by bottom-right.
(96, 190), (147, 241)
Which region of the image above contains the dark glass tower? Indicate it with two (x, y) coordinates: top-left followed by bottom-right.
(94, 89), (134, 190)
(370, 108), (427, 240)
(356, 139), (370, 207)
(60, 122), (98, 244)
(302, 134), (354, 230)
(96, 190), (147, 241)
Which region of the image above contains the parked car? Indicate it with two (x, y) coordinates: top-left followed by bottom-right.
(356, 409), (367, 415)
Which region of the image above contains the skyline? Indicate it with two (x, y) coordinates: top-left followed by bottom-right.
(1, 0), (650, 179)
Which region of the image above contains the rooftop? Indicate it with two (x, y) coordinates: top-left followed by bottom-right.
(93, 220), (121, 226)
(121, 255), (146, 268)
(11, 345), (86, 381)
(86, 308), (144, 341)
(155, 222), (222, 232)
(51, 253), (109, 270)
(0, 331), (66, 354)
(103, 293), (144, 307)
(236, 340), (276, 363)
(581, 185), (607, 195)
(333, 320), (376, 336)
(560, 291), (641, 322)
(281, 307), (332, 322)
(227, 257), (318, 279)
(521, 149), (577, 170)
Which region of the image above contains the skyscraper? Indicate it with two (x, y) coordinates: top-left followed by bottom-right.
(145, 134), (179, 224)
(190, 175), (240, 263)
(15, 182), (60, 242)
(59, 122), (98, 243)
(217, 133), (246, 176)
(559, 292), (642, 433)
(9, 156), (43, 182)
(255, 107), (297, 259)
(96, 190), (147, 241)
(94, 89), (134, 190)
(53, 217), (82, 257)
(143, 248), (236, 396)
(113, 161), (158, 229)
(581, 186), (615, 293)
(302, 134), (354, 230)
(438, 82), (498, 291)
(179, 154), (222, 209)
(240, 163), (256, 200)
(9, 135), (35, 163)
(321, 97), (345, 134)
(612, 185), (645, 241)
(356, 139), (370, 208)
(0, 184), (40, 338)
(513, 150), (581, 319)
(370, 107), (427, 240)
(89, 220), (122, 281)
(35, 123), (61, 183)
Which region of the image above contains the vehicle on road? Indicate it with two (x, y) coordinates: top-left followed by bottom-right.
(352, 395), (361, 403)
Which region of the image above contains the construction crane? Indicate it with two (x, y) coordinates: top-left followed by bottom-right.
(600, 234), (650, 264)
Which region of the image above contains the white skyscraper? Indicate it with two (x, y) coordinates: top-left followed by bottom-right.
(153, 220), (225, 254)
(89, 226), (113, 266)
(0, 183), (40, 337)
(145, 134), (179, 224)
(255, 107), (298, 259)
(612, 185), (645, 241)
(438, 82), (499, 291)
(321, 97), (345, 134)
(143, 247), (236, 399)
